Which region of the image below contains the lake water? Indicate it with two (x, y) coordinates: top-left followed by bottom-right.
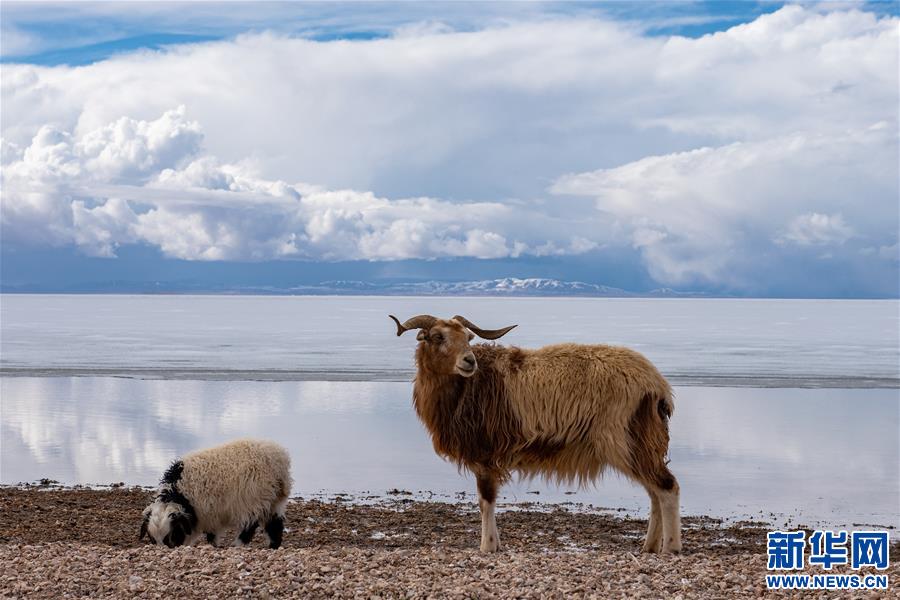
(1, 378), (897, 529)
(1, 295), (898, 529)
(2, 295), (897, 387)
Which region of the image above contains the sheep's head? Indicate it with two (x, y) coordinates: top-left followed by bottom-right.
(140, 490), (196, 547)
(389, 314), (516, 378)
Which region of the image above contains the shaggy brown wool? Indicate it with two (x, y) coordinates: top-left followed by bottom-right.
(399, 315), (682, 554)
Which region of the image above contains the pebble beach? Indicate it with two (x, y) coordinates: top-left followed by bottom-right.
(2, 487), (896, 598)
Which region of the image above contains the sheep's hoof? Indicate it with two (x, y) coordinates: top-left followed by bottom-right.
(641, 543), (660, 554)
(480, 536), (501, 553)
(659, 533), (682, 554)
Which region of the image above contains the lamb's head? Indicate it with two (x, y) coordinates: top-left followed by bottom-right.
(140, 489), (196, 547)
(389, 314), (516, 378)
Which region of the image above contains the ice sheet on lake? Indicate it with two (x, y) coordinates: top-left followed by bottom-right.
(2, 295), (897, 387)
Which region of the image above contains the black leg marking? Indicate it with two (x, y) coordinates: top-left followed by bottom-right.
(264, 515), (284, 549)
(476, 474), (497, 504)
(206, 532), (216, 545)
(656, 471), (677, 491)
(654, 465), (679, 492)
(238, 521), (258, 545)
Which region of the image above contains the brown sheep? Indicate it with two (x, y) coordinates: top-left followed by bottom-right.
(389, 314), (681, 554)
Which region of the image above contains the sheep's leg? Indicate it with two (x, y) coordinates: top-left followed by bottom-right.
(233, 521), (258, 547)
(263, 497), (288, 549)
(656, 470), (682, 554)
(263, 515), (284, 549)
(631, 469), (679, 554)
(476, 474), (501, 553)
(625, 394), (681, 554)
(642, 490), (663, 553)
(184, 531), (204, 546)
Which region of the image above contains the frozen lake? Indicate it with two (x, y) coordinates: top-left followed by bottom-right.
(1, 378), (897, 529)
(1, 295), (898, 387)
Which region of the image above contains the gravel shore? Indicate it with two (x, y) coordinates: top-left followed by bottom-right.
(1, 488), (895, 598)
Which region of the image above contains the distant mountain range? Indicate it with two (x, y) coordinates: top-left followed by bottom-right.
(1, 277), (711, 297)
(233, 278), (710, 297)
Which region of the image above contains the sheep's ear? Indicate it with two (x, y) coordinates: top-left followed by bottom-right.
(416, 330), (428, 341)
(169, 512), (192, 546)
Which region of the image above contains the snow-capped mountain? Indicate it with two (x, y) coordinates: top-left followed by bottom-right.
(308, 277), (623, 296)
(296, 278), (707, 297)
(2, 277), (707, 297)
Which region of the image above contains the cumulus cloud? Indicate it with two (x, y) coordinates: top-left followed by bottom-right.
(1, 107), (204, 255)
(1, 108), (606, 261)
(78, 107), (203, 181)
(552, 125), (897, 287)
(1, 5), (897, 293)
(4, 7), (895, 195)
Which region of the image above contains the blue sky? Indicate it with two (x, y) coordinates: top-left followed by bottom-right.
(1, 1), (898, 296)
(0, 2), (801, 65)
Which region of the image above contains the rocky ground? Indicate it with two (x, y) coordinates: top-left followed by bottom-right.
(1, 487), (896, 598)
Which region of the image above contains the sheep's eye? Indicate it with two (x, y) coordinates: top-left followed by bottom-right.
(431, 333), (443, 343)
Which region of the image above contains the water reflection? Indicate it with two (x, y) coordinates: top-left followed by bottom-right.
(2, 378), (897, 528)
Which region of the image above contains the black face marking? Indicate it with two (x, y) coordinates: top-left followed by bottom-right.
(152, 459), (197, 549)
(161, 460), (184, 486)
(165, 512), (193, 547)
(157, 491), (197, 531)
(264, 515), (284, 549)
(239, 521), (258, 545)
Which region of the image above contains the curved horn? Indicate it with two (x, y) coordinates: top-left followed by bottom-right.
(389, 314), (438, 336)
(452, 315), (517, 340)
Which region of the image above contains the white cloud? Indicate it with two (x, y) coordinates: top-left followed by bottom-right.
(552, 126), (897, 287)
(779, 213), (854, 247)
(3, 8), (895, 196)
(72, 197), (137, 257)
(1, 108), (607, 261)
(77, 106), (202, 181)
(1, 107), (204, 254)
(1, 6), (897, 292)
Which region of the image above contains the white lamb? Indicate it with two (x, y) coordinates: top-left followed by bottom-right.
(140, 439), (292, 548)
